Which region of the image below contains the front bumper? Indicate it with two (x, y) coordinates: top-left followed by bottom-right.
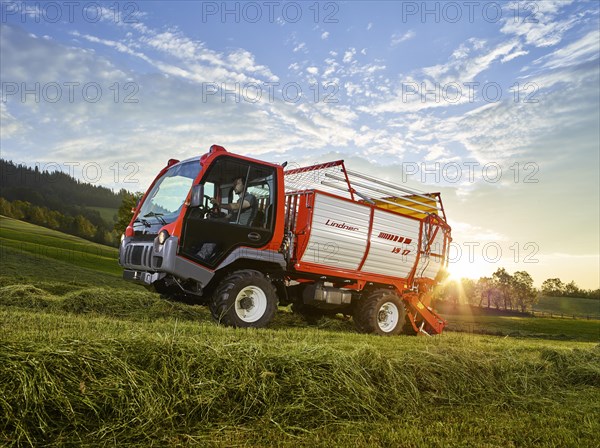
(119, 235), (214, 287)
(123, 269), (165, 286)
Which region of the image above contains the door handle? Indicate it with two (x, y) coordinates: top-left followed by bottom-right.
(247, 232), (261, 242)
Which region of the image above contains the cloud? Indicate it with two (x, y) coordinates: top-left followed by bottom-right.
(321, 31), (329, 40)
(500, 0), (579, 48)
(0, 103), (27, 138)
(422, 38), (526, 84)
(501, 50), (529, 63)
(391, 30), (415, 46)
(534, 29), (600, 70)
(342, 48), (356, 64)
(293, 42), (306, 53)
(0, 23), (371, 189)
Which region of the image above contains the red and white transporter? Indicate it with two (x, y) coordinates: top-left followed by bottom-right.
(119, 145), (452, 335)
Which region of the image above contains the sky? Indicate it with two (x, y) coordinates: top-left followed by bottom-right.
(1, 0), (599, 288)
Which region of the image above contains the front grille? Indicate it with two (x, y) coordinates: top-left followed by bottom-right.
(124, 243), (153, 268)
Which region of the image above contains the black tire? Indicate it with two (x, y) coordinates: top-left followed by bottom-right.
(353, 289), (406, 336)
(210, 270), (278, 328)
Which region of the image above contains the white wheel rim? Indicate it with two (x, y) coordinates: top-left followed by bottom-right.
(234, 286), (267, 323)
(377, 302), (399, 333)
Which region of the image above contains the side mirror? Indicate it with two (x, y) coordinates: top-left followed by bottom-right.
(190, 184), (204, 207)
(131, 198), (141, 214)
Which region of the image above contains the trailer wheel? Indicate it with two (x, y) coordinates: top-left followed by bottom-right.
(210, 270), (278, 328)
(353, 290), (406, 335)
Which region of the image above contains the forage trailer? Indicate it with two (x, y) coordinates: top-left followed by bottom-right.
(119, 145), (452, 335)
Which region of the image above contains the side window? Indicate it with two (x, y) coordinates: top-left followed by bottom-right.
(246, 167), (274, 229)
(203, 182), (215, 200)
(199, 157), (275, 230)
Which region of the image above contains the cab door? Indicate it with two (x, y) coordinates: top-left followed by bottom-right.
(180, 156), (276, 268)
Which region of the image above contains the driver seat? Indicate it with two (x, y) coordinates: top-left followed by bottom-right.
(242, 199), (258, 226)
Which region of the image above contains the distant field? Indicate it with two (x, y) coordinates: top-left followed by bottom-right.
(0, 215), (121, 278)
(534, 295), (600, 317)
(442, 313), (599, 342)
(1, 217), (599, 446)
(88, 206), (118, 223)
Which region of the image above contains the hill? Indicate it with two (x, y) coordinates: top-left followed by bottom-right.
(0, 159), (129, 246)
(0, 215), (122, 280)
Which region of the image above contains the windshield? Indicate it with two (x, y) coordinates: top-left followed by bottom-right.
(138, 160), (201, 224)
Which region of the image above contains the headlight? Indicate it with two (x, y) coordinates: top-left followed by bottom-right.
(120, 234), (125, 243)
(157, 230), (169, 245)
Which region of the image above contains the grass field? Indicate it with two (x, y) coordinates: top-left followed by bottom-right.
(534, 295), (600, 317)
(1, 216), (599, 446)
(443, 313), (599, 342)
(0, 216), (121, 277)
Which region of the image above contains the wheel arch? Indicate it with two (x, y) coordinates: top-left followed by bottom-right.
(205, 257), (286, 301)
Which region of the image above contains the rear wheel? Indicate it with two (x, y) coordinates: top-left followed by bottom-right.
(353, 289), (406, 335)
(210, 270), (277, 328)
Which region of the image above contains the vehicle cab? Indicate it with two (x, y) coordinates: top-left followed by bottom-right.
(119, 145), (286, 299)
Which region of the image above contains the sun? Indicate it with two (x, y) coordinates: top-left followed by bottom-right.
(446, 257), (488, 282)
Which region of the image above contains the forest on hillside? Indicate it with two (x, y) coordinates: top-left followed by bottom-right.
(0, 160), (135, 246)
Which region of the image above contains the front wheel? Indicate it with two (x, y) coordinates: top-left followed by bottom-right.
(210, 270), (278, 328)
(353, 290), (406, 335)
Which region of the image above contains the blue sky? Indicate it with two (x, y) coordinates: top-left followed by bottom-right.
(1, 1), (599, 288)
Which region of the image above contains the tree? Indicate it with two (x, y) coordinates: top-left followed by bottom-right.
(512, 271), (538, 312)
(564, 281), (582, 297)
(460, 278), (477, 305)
(541, 278), (565, 296)
(493, 268), (513, 310)
(438, 280), (459, 306)
(72, 215), (96, 238)
(46, 210), (61, 230)
(27, 205), (47, 226)
(10, 200), (28, 220)
(474, 277), (495, 308)
(114, 191), (144, 236)
(0, 197), (14, 217)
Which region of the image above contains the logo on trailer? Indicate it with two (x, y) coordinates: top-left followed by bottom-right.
(325, 219), (359, 232)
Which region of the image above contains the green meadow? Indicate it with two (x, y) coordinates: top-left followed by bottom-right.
(1, 216), (599, 447)
(534, 294), (600, 317)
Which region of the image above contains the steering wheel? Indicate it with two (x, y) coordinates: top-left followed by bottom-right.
(196, 195), (213, 218)
(201, 195), (226, 219)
